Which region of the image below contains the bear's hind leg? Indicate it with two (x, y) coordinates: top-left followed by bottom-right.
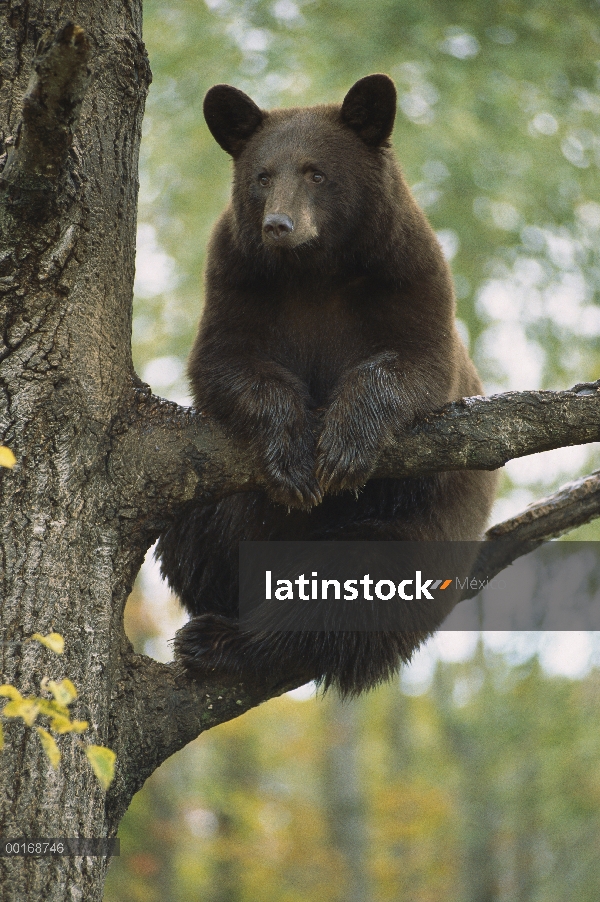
(174, 614), (318, 689)
(174, 616), (423, 697)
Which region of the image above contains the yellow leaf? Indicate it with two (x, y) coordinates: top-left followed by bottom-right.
(48, 713), (88, 734)
(30, 633), (64, 654)
(48, 713), (75, 734)
(3, 698), (40, 726)
(0, 685), (22, 701)
(86, 745), (116, 791)
(0, 721), (4, 750)
(47, 679), (77, 706)
(69, 720), (89, 734)
(36, 727), (61, 769)
(0, 446), (16, 469)
(37, 698), (69, 719)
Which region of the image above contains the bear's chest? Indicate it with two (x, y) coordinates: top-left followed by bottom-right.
(269, 289), (368, 405)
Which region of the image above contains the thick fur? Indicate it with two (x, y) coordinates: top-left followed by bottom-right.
(157, 75), (498, 696)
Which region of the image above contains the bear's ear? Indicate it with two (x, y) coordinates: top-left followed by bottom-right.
(341, 74), (397, 146)
(204, 84), (264, 156)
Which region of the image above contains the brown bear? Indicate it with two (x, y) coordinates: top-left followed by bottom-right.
(157, 74), (497, 695)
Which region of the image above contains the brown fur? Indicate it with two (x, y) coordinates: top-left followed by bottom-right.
(157, 75), (498, 695)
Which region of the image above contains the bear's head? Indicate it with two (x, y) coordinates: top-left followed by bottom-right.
(203, 75), (398, 255)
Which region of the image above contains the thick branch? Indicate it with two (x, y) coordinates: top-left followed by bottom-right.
(120, 380), (600, 527)
(0, 23), (90, 201)
(373, 379), (600, 479)
(108, 378), (600, 804)
(108, 652), (298, 825)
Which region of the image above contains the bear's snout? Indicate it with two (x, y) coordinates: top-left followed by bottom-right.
(263, 213), (294, 241)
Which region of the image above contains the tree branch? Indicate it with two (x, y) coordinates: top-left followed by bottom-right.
(108, 651), (298, 825)
(119, 380), (600, 528)
(464, 469), (600, 599)
(373, 379), (600, 479)
(0, 22), (90, 205)
(108, 374), (600, 804)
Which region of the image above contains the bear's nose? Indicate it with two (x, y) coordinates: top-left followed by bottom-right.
(263, 213), (294, 240)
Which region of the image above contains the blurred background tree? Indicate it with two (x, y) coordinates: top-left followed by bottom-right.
(106, 1), (600, 898)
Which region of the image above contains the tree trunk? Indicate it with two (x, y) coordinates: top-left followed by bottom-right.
(0, 4), (149, 899)
(1, 4), (599, 901)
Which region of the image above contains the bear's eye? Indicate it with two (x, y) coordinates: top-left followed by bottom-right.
(311, 171), (325, 183)
(258, 174), (270, 187)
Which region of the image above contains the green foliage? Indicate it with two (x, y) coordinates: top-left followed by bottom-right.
(137, 0), (600, 389)
(0, 633), (114, 789)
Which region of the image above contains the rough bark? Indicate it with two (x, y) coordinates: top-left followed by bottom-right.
(0, 6), (599, 902)
(0, 5), (150, 900)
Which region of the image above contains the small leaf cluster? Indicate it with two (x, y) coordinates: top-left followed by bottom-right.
(0, 632), (116, 790)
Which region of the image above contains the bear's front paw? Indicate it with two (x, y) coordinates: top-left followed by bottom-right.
(315, 418), (379, 494)
(264, 457), (323, 510)
(258, 423), (322, 509)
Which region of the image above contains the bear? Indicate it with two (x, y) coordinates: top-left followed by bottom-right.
(157, 74), (498, 696)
